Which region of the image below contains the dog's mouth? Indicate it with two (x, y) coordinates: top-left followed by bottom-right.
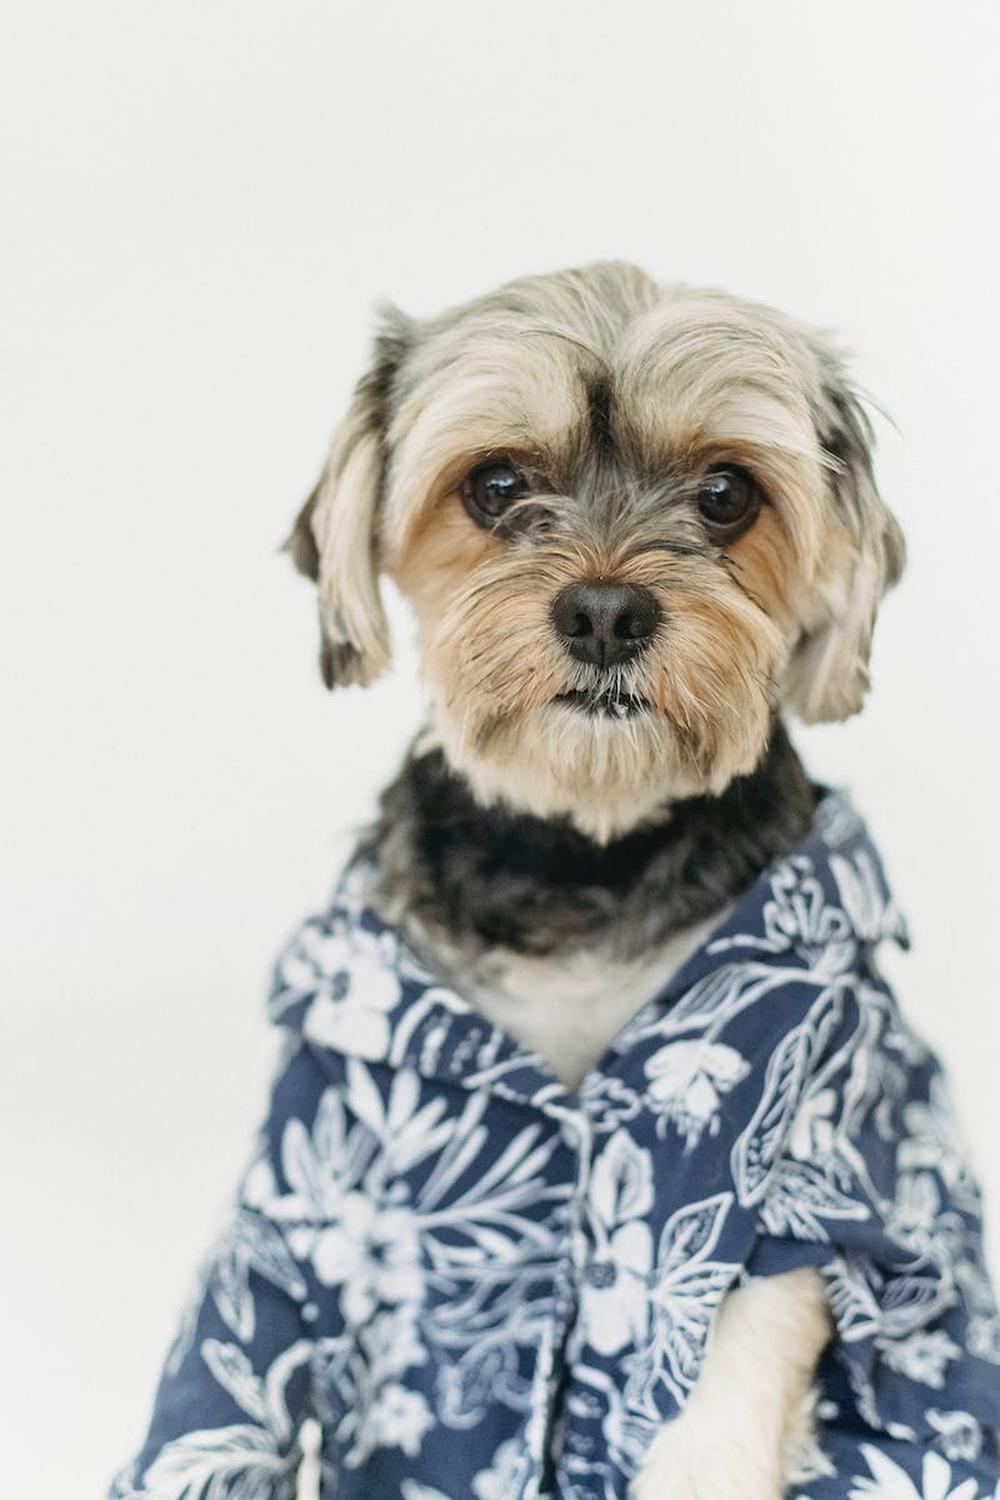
(554, 688), (650, 720)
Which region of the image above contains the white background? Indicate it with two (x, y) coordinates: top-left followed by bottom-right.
(2, 2), (999, 1494)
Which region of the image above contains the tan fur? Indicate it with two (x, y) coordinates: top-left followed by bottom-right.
(391, 457), (797, 838)
(294, 264), (901, 798)
(288, 262), (904, 1494)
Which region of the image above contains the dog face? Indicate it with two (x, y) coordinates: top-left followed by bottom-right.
(288, 262), (904, 839)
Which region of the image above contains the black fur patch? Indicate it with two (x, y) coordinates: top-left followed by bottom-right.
(585, 374), (616, 463)
(364, 721), (818, 959)
(319, 633), (364, 690)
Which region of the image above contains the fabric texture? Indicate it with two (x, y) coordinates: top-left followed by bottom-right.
(111, 792), (1000, 1500)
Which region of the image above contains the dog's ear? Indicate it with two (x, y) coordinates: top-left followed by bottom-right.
(285, 310), (412, 688)
(784, 361), (905, 723)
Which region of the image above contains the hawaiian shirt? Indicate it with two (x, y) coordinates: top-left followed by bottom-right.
(111, 792), (1000, 1500)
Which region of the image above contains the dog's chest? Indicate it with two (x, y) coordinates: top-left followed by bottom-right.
(416, 919), (719, 1089)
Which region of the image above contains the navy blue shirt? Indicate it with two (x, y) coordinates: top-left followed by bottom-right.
(112, 793), (1000, 1499)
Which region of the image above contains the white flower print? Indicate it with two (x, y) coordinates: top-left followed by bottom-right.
(880, 1330), (962, 1390)
(583, 1133), (655, 1357)
(760, 857), (856, 975)
(298, 925), (402, 1061)
(586, 1220), (654, 1357)
(115, 797), (1000, 1500)
(312, 1191), (422, 1323)
(313, 1305), (435, 1467)
(644, 1040), (750, 1149)
(269, 1065), (450, 1258)
(362, 1382), (434, 1457)
(358, 1306), (428, 1383)
(848, 1441), (996, 1500)
(927, 1410), (985, 1464)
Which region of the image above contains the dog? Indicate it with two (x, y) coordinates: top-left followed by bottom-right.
(113, 263), (1000, 1500)
(287, 259), (897, 1496)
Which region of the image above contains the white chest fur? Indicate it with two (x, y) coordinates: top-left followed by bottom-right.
(412, 917), (720, 1089)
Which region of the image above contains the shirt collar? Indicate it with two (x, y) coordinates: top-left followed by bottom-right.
(267, 789), (907, 1114)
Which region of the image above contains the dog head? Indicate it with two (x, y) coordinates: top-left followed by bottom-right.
(287, 262), (903, 840)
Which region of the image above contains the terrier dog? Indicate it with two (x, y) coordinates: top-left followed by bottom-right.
(284, 260), (902, 1495)
(117, 262), (1000, 1500)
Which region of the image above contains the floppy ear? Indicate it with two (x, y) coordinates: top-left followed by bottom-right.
(784, 363), (906, 723)
(285, 312), (411, 688)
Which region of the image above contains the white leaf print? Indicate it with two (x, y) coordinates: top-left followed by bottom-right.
(262, 1341), (316, 1443)
(201, 1341), (269, 1428)
(824, 1256), (884, 1343)
(657, 1192), (731, 1271)
(437, 1339), (519, 1426)
(387, 1067), (421, 1133)
(732, 1024), (815, 1203)
(654, 962), (777, 1037)
(235, 1214), (307, 1307)
(646, 1194), (740, 1401)
(119, 798), (1000, 1500)
(311, 1085), (348, 1165)
(346, 1056), (387, 1136)
(141, 1426), (296, 1500)
(201, 1339), (313, 1448)
(281, 1117), (328, 1204)
(760, 1158), (870, 1241)
(591, 1132), (654, 1228)
(879, 1277), (956, 1341)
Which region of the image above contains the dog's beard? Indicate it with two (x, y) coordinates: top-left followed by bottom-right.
(421, 558), (786, 841)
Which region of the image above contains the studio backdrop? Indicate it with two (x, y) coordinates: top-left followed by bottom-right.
(1, 2), (998, 1496)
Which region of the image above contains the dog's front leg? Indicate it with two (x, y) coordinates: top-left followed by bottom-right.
(631, 1267), (830, 1500)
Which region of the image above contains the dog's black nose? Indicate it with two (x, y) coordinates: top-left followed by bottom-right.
(551, 581), (660, 668)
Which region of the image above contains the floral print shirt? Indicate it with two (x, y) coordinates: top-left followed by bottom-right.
(111, 793), (1000, 1500)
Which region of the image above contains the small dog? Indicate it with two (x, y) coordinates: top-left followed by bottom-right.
(285, 260), (901, 1495)
(115, 263), (1000, 1500)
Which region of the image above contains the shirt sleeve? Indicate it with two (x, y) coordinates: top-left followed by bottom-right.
(109, 1061), (318, 1498)
(743, 974), (1000, 1451)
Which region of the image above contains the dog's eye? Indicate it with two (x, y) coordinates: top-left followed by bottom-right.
(696, 465), (761, 538)
(461, 459), (531, 525)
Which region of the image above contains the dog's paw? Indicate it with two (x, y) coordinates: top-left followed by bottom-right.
(630, 1414), (783, 1500)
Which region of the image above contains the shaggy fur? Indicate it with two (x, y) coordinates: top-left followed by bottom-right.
(289, 260), (902, 840)
(286, 260), (903, 1500)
